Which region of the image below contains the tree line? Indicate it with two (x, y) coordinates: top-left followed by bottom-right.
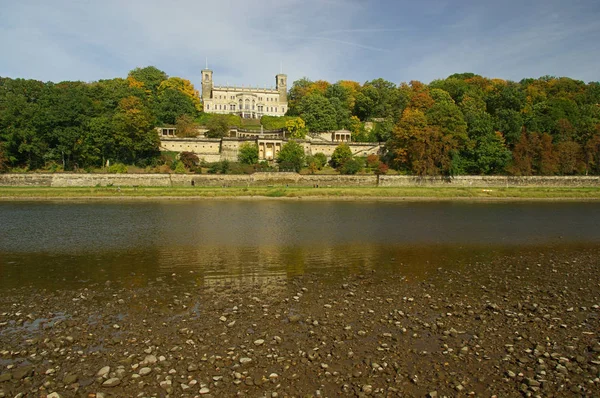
(0, 66), (200, 171)
(1, 67), (600, 176)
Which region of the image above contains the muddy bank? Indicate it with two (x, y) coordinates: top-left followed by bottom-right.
(0, 248), (599, 397)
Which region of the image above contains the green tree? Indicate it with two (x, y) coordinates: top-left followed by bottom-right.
(277, 141), (305, 172)
(206, 115), (230, 138)
(238, 142), (259, 165)
(331, 143), (353, 169)
(154, 88), (197, 125)
(128, 66), (168, 97)
(296, 94), (338, 132)
(0, 143), (8, 172)
(339, 157), (362, 174)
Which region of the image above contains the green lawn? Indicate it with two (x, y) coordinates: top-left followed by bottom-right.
(0, 186), (599, 200)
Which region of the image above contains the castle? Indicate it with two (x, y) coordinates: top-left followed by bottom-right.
(201, 68), (288, 119)
(157, 68), (383, 163)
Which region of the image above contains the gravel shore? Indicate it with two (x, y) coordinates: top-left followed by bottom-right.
(1, 248), (599, 397)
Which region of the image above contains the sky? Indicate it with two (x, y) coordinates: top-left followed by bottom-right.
(1, 0), (599, 90)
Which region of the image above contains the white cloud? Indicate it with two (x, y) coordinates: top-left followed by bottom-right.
(0, 0), (599, 88)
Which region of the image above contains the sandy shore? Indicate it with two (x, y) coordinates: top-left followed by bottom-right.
(1, 247), (599, 397)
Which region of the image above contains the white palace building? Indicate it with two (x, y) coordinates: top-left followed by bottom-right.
(201, 68), (288, 119)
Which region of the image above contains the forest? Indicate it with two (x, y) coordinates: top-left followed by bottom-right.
(1, 67), (600, 176)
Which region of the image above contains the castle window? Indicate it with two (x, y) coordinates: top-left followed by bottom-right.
(275, 107), (278, 112)
(206, 104), (209, 110)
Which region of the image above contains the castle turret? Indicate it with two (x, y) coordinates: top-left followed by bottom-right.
(276, 73), (287, 104)
(201, 69), (213, 100)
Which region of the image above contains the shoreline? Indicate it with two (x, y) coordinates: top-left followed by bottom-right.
(2, 194), (600, 202)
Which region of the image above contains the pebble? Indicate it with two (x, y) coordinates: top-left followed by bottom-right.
(240, 357), (252, 364)
(102, 377), (121, 387)
(97, 366), (110, 377)
(200, 387), (210, 394)
(138, 367), (152, 376)
(254, 339), (265, 346)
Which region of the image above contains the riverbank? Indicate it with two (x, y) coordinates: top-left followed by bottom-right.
(1, 246), (598, 397)
(1, 186), (600, 201)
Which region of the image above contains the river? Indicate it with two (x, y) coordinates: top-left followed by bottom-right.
(1, 200), (599, 289)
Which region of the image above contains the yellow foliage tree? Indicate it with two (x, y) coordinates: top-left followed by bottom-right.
(158, 77), (202, 112)
(285, 117), (307, 139)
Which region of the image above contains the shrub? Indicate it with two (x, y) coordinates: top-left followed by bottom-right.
(366, 154), (380, 169)
(180, 151), (199, 170)
(277, 141), (305, 172)
(313, 153), (327, 169)
(174, 161), (187, 174)
(108, 163), (128, 174)
(331, 143), (353, 169)
(339, 158), (363, 175)
(238, 143), (259, 165)
(376, 162), (389, 175)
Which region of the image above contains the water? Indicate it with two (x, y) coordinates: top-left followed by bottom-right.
(1, 200), (599, 289)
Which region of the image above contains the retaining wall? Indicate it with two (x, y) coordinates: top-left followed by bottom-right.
(0, 173), (599, 188)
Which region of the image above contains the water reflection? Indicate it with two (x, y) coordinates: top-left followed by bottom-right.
(1, 201), (600, 290)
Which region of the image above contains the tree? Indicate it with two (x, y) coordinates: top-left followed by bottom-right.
(179, 151), (199, 170)
(238, 142), (259, 165)
(206, 115), (230, 138)
(0, 143), (8, 172)
(175, 114), (199, 138)
(391, 108), (459, 176)
(331, 143), (353, 169)
(285, 117), (307, 139)
(154, 88), (197, 125)
(128, 66), (168, 96)
(339, 158), (362, 174)
(111, 96), (159, 163)
(277, 141), (305, 172)
(296, 94), (338, 132)
(158, 77), (202, 112)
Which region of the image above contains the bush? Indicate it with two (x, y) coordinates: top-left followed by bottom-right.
(174, 161), (187, 174)
(180, 151), (199, 170)
(376, 162), (389, 175)
(238, 143), (259, 165)
(313, 153), (327, 169)
(366, 154), (380, 169)
(339, 158), (363, 175)
(108, 163), (128, 173)
(330, 143), (353, 169)
(277, 141), (305, 172)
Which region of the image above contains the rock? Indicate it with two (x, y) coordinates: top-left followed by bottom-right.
(143, 355), (157, 364)
(96, 366), (110, 377)
(239, 357), (252, 365)
(428, 392), (438, 398)
(13, 366), (34, 380)
(200, 387), (210, 394)
(102, 378), (121, 387)
(63, 374), (78, 384)
(160, 380), (172, 390)
(139, 367), (152, 376)
(96, 393), (106, 398)
(187, 363), (198, 372)
(47, 393), (61, 398)
(254, 339), (265, 346)
(0, 374), (11, 382)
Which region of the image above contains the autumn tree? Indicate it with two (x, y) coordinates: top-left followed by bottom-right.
(285, 117), (307, 139)
(175, 114), (199, 138)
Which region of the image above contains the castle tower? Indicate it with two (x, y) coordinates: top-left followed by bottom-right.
(201, 69), (213, 100)
(276, 73), (287, 103)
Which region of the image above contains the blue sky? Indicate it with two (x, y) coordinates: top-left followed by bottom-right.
(1, 0), (599, 90)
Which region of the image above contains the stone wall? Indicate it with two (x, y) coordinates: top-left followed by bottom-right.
(1, 173), (599, 188)
(378, 175), (600, 187)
